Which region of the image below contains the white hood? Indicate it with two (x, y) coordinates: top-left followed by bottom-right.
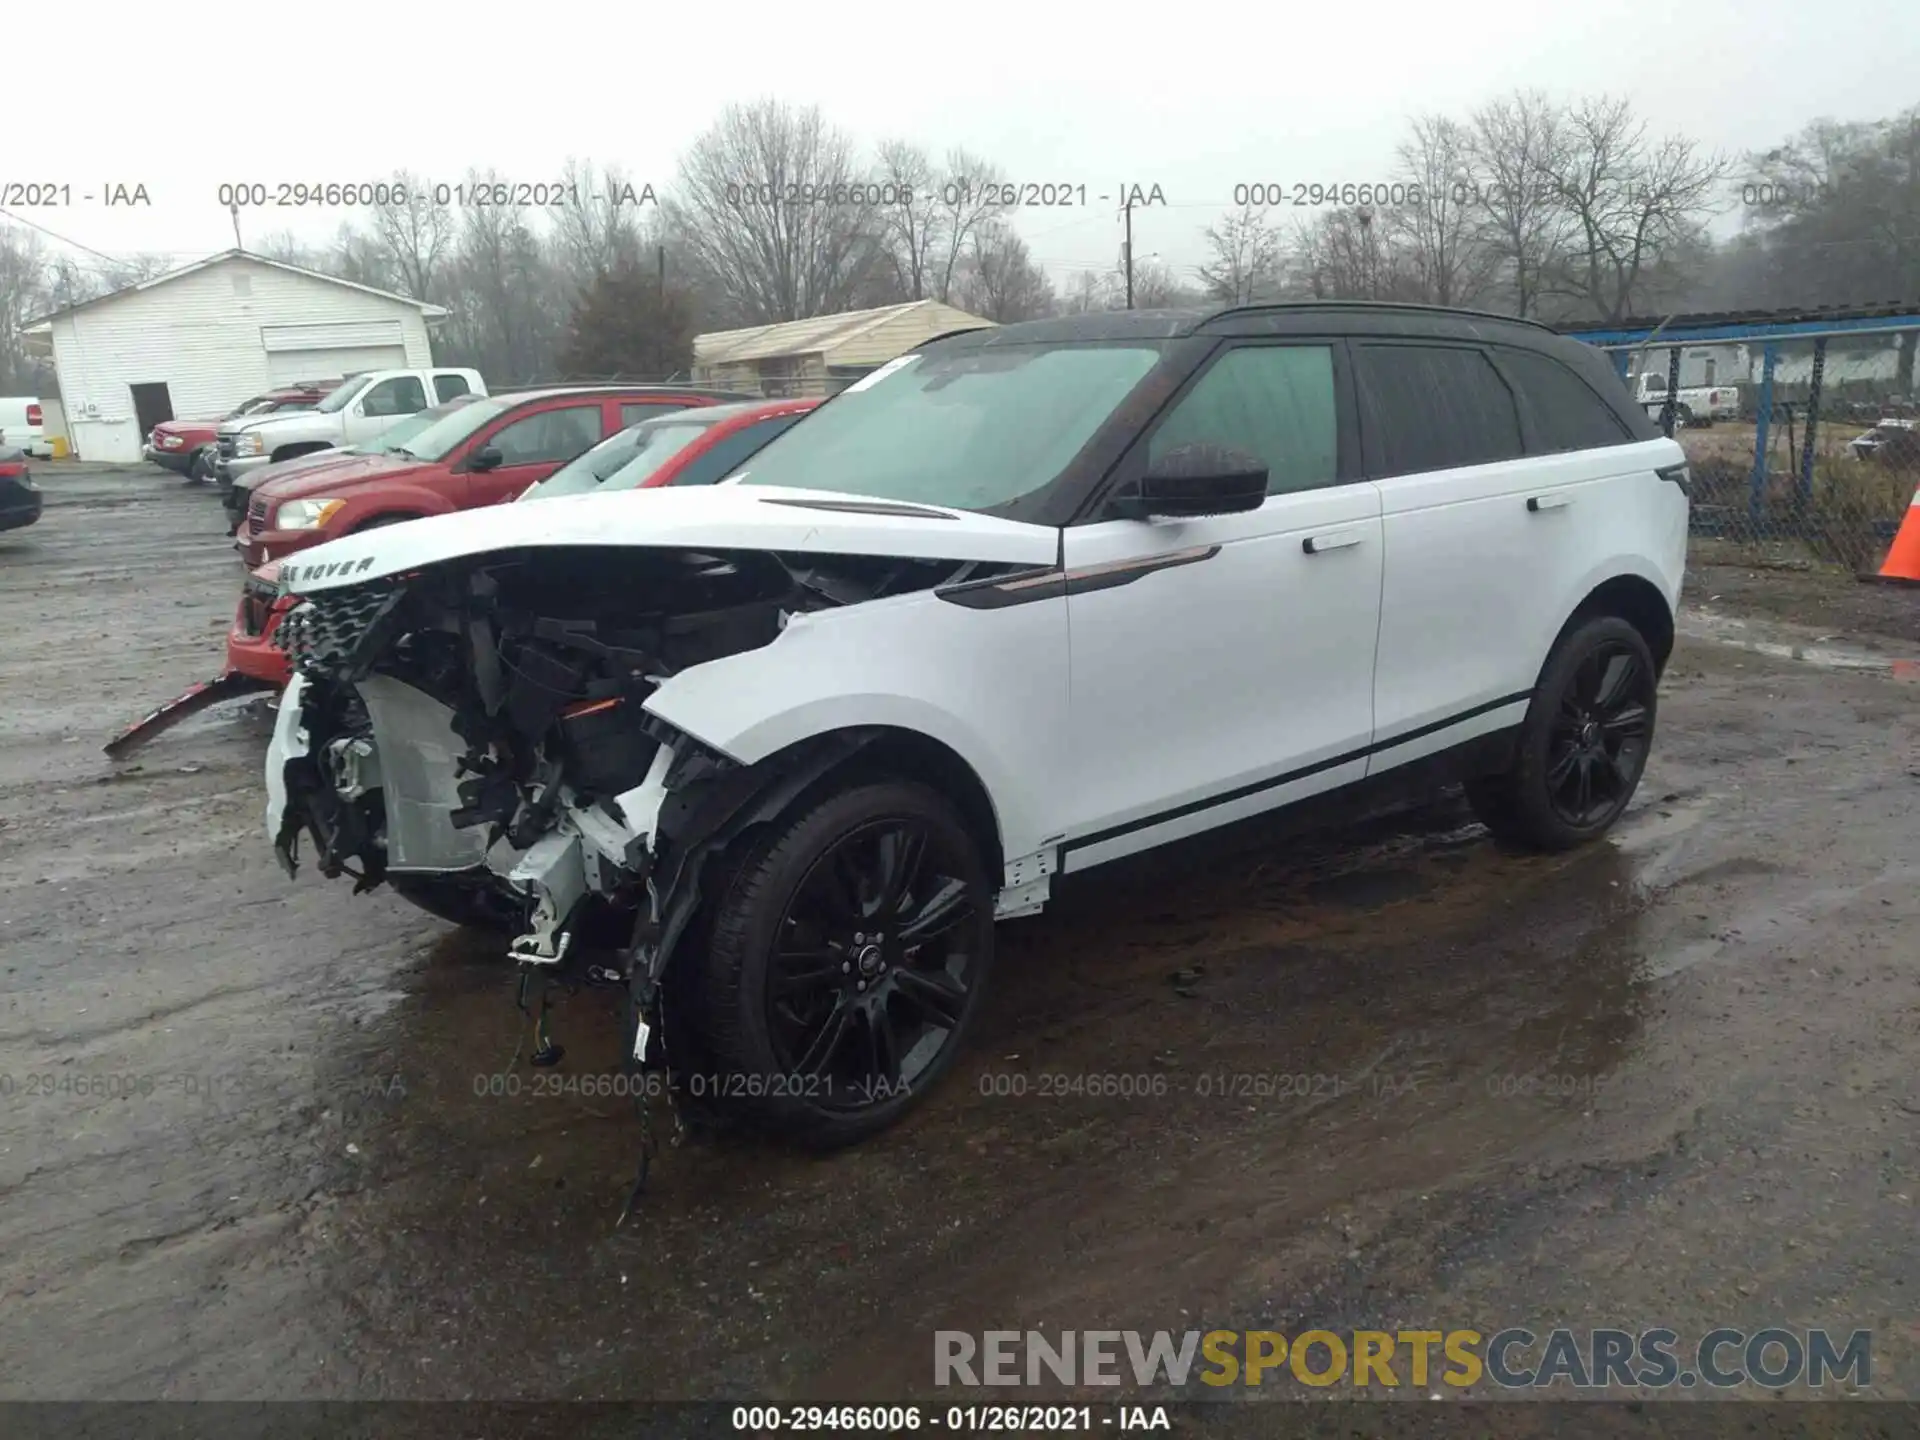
(277, 485), (1060, 593)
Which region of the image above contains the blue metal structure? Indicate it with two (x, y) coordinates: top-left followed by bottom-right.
(1561, 303), (1920, 535)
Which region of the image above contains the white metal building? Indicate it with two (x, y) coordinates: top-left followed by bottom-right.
(21, 250), (446, 462)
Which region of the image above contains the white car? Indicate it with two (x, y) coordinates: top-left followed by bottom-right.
(264, 303), (1689, 1146)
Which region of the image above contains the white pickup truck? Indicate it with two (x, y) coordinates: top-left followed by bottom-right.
(1630, 371), (1739, 427)
(214, 368), (485, 487)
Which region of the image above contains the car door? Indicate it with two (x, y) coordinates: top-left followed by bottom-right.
(1357, 341), (1580, 776)
(463, 401), (607, 505)
(1055, 341), (1384, 873)
(347, 375), (428, 445)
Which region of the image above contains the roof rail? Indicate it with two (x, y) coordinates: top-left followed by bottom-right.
(1202, 299), (1556, 332)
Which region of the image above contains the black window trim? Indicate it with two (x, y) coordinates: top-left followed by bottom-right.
(365, 374), (427, 417)
(1351, 338), (1526, 481)
(1483, 343), (1635, 455)
(1068, 335), (1362, 525)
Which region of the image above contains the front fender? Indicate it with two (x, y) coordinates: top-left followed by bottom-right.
(327, 482), (461, 533)
(641, 588), (1071, 862)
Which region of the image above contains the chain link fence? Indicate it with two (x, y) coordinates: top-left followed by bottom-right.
(1653, 338), (1919, 575)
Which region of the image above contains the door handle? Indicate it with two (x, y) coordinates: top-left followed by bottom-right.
(1302, 529), (1364, 555)
(1527, 494), (1571, 512)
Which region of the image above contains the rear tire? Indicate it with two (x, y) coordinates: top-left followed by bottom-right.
(1466, 615), (1658, 851)
(698, 779), (996, 1149)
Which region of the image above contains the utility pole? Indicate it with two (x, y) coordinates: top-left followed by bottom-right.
(1122, 194), (1135, 310)
(657, 243), (666, 303)
(229, 202), (243, 251)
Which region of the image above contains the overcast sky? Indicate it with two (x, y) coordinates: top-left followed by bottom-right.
(15, 0), (1920, 293)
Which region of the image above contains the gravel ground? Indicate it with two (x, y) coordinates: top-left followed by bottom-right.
(2, 463), (1918, 1416)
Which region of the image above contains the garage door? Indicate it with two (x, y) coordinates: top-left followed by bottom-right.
(260, 320), (410, 388)
(266, 346), (406, 386)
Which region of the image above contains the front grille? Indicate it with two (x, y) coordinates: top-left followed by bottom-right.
(217, 435), (237, 459)
(281, 581), (402, 677)
(247, 494), (270, 528)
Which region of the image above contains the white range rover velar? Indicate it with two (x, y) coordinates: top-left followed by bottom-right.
(264, 303), (1689, 1147)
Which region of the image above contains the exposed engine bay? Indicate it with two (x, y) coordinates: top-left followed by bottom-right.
(266, 542), (1015, 1121)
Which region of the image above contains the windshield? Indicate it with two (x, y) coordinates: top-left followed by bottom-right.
(314, 377), (364, 414)
(388, 396), (511, 461)
(597, 422), (714, 492)
(523, 422), (663, 500)
(348, 396), (479, 456)
(733, 344), (1164, 511)
(230, 396), (276, 418)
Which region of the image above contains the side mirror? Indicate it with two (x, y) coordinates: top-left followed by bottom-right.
(1115, 442), (1268, 520)
(467, 445), (504, 473)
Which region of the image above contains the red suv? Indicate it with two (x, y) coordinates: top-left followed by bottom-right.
(146, 383), (338, 483)
(223, 396), (814, 692)
(235, 384), (753, 568)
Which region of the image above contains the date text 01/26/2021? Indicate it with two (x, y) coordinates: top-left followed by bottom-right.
(213, 180), (658, 209)
(730, 1404), (1170, 1432)
(720, 180), (1169, 209)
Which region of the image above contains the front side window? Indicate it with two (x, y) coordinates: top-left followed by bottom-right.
(1147, 345), (1338, 495)
(361, 376), (427, 417)
(1354, 345), (1524, 477)
(736, 343), (1167, 513)
(488, 404), (603, 466)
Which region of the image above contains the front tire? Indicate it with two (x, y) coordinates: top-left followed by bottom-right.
(1466, 615), (1657, 851)
(698, 779), (995, 1148)
(185, 448), (213, 483)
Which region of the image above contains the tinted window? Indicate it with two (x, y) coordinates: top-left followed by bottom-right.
(1148, 345), (1337, 495)
(362, 376), (427, 417)
(1495, 348), (1632, 455)
(597, 422), (713, 491)
(621, 401), (692, 427)
(521, 421), (677, 500)
(489, 404), (603, 465)
(434, 373), (472, 403)
(667, 415), (808, 487)
(1355, 345), (1522, 476)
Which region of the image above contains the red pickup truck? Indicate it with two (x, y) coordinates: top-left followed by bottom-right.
(146, 382), (338, 482)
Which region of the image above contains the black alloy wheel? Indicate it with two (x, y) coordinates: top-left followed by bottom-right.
(1465, 614), (1659, 851)
(767, 816), (980, 1102)
(700, 780), (995, 1146)
(1542, 638), (1654, 828)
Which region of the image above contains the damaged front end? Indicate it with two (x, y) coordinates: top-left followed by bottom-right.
(265, 540), (997, 1070)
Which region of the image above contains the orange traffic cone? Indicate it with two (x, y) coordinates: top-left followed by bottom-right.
(1866, 481), (1920, 586)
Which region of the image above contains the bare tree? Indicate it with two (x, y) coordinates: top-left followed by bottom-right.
(0, 224), (50, 390)
(1125, 257), (1186, 308)
(1540, 96), (1729, 321)
(548, 157), (647, 294)
(1387, 114), (1492, 307)
(327, 221), (392, 291)
(929, 149), (1012, 303)
(1197, 204), (1281, 303)
(666, 99), (887, 322)
(1292, 208), (1414, 300)
(954, 222), (1054, 321)
(873, 139), (940, 301)
(367, 170), (453, 301)
(1465, 91), (1572, 318)
(1059, 269), (1116, 314)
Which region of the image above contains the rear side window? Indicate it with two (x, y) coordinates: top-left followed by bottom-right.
(667, 415), (808, 487)
(621, 401), (693, 427)
(363, 375), (427, 417)
(1355, 345), (1523, 477)
(1494, 348), (1633, 454)
(1148, 345), (1338, 495)
(434, 373), (472, 403)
